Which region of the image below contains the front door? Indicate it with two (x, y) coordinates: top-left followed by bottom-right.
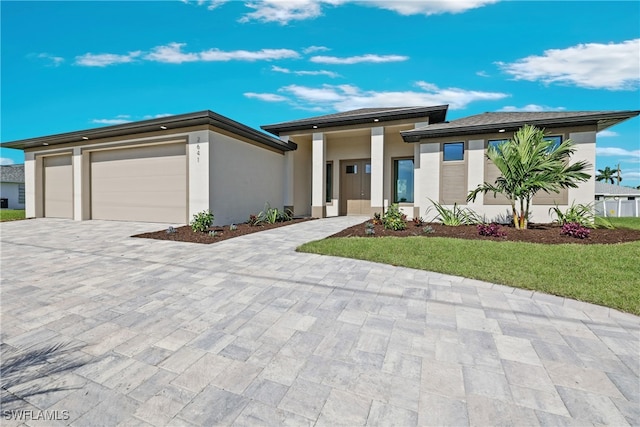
(340, 159), (371, 215)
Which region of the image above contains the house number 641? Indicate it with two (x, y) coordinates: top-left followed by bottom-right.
(196, 144), (200, 163)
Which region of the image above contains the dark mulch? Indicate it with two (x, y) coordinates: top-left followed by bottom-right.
(328, 221), (640, 245)
(133, 218), (315, 244)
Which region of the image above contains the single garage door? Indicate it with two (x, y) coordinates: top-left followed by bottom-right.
(44, 155), (73, 218)
(91, 143), (187, 223)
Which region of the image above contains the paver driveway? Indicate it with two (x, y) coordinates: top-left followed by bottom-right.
(1, 218), (638, 426)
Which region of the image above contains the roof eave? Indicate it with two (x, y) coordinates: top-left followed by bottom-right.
(1, 110), (296, 152)
(262, 105), (449, 136)
(401, 111), (640, 142)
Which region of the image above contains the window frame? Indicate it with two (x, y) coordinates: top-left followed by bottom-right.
(443, 142), (465, 162)
(325, 161), (333, 203)
(393, 157), (414, 204)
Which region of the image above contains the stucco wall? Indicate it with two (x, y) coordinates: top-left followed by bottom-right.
(0, 182), (24, 209)
(208, 130), (285, 225)
(416, 125), (598, 223)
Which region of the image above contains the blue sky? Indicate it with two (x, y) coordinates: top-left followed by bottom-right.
(2, 1), (639, 186)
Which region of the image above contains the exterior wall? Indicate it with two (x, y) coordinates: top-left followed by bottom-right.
(0, 182), (25, 209)
(208, 130), (285, 225)
(415, 125), (598, 223)
(292, 137), (312, 217)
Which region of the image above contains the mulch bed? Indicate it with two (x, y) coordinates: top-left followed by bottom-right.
(132, 218), (314, 244)
(328, 221), (640, 245)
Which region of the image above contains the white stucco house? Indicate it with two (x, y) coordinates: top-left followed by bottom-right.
(1, 106), (638, 224)
(0, 164), (25, 210)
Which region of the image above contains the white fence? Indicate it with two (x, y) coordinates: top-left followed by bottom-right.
(595, 199), (640, 218)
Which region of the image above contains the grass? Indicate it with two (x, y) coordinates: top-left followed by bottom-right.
(299, 226), (640, 315)
(0, 209), (25, 222)
(606, 217), (640, 230)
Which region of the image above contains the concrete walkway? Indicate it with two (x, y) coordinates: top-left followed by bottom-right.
(1, 217), (638, 426)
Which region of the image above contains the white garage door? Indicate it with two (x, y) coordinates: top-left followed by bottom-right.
(91, 143), (187, 223)
(44, 155), (73, 218)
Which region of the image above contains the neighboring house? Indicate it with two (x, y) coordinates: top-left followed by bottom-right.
(0, 164), (25, 210)
(1, 107), (638, 224)
(594, 182), (640, 218)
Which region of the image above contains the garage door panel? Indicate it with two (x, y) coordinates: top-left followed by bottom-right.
(44, 155), (73, 218)
(91, 144), (187, 223)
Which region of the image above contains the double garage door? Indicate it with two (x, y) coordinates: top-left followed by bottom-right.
(43, 143), (187, 223)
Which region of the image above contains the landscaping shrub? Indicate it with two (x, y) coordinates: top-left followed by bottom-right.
(550, 202), (612, 229)
(372, 212), (382, 225)
(364, 222), (375, 236)
(422, 225), (435, 234)
(250, 203), (293, 225)
(383, 204), (407, 231)
(413, 216), (425, 227)
(427, 200), (481, 226)
(477, 223), (506, 237)
(165, 226), (176, 234)
(191, 210), (214, 232)
(561, 222), (590, 239)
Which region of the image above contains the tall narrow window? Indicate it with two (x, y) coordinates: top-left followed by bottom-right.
(394, 158), (414, 203)
(326, 162), (333, 203)
(18, 184), (25, 204)
(545, 135), (562, 151)
(443, 142), (464, 161)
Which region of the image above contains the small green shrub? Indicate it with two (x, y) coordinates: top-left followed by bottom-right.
(422, 225), (435, 234)
(412, 216), (425, 227)
(550, 202), (613, 229)
(191, 210), (214, 232)
(250, 203), (293, 225)
(364, 222), (375, 236)
(383, 204), (407, 231)
(372, 212), (382, 225)
(427, 200), (481, 226)
(229, 224), (238, 231)
(165, 226), (176, 234)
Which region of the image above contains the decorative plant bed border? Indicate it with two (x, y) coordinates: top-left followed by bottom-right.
(132, 218), (314, 244)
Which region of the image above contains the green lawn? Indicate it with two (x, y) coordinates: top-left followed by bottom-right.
(0, 209), (25, 222)
(607, 217), (640, 230)
(298, 229), (640, 315)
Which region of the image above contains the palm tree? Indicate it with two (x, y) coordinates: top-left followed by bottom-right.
(467, 125), (591, 230)
(596, 166), (616, 184)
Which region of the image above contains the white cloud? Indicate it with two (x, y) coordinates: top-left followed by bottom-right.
(597, 130), (620, 138)
(245, 92), (289, 102)
(476, 70), (489, 78)
(143, 113), (174, 119)
(596, 147), (640, 159)
(247, 81), (508, 111)
(497, 39), (640, 90)
(199, 48), (299, 61)
(271, 65), (340, 78)
(0, 158), (15, 166)
(36, 53), (64, 66)
(231, 0), (497, 24)
(303, 46), (330, 54)
(498, 104), (565, 112)
(310, 54), (409, 64)
(360, 0), (499, 16)
(75, 51), (141, 67)
(92, 113), (173, 125)
(92, 118), (132, 125)
(144, 43), (199, 63)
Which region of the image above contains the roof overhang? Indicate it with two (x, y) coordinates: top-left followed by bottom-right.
(1, 110), (297, 152)
(401, 111), (640, 142)
(262, 105), (449, 136)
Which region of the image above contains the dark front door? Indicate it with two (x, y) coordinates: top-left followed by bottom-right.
(340, 159), (371, 215)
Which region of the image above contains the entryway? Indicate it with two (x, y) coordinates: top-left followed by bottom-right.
(339, 158), (371, 215)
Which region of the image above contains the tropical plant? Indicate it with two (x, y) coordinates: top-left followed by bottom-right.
(190, 210), (214, 233)
(427, 200), (481, 226)
(467, 125), (590, 230)
(549, 202), (613, 229)
(422, 225), (435, 234)
(596, 166), (617, 185)
(364, 222), (375, 235)
(382, 204), (407, 230)
(253, 203), (293, 225)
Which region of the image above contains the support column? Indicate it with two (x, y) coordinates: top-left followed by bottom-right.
(421, 142), (440, 212)
(311, 132), (326, 218)
(282, 137), (294, 214)
(24, 152), (37, 218)
(412, 121), (428, 218)
(188, 131), (209, 223)
(370, 126), (384, 214)
(72, 147), (84, 220)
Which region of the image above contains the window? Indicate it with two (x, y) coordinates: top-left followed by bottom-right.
(18, 184), (25, 204)
(488, 139), (508, 152)
(443, 142), (464, 161)
(326, 162), (333, 203)
(545, 135), (562, 151)
(394, 159), (414, 203)
(346, 165), (357, 174)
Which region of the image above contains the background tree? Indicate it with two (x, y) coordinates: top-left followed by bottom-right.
(468, 125), (591, 230)
(596, 166), (616, 184)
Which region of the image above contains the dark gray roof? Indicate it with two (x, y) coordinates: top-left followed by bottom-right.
(0, 164), (24, 183)
(262, 105), (448, 135)
(595, 182), (640, 196)
(401, 110), (640, 141)
(1, 110), (296, 152)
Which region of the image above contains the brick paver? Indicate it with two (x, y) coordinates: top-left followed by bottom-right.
(1, 217), (638, 426)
